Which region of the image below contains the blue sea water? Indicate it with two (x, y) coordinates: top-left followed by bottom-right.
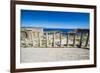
(43, 28), (74, 33)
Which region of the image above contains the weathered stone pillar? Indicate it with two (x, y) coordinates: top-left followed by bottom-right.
(85, 32), (89, 47)
(52, 33), (55, 47)
(73, 33), (76, 47)
(59, 33), (62, 47)
(79, 32), (83, 48)
(38, 32), (40, 47)
(45, 32), (48, 47)
(66, 33), (68, 47)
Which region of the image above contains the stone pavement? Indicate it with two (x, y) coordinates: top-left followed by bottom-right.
(21, 48), (89, 63)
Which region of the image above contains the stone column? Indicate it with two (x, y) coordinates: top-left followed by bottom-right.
(45, 32), (48, 47)
(73, 33), (76, 47)
(66, 33), (68, 47)
(59, 33), (62, 47)
(52, 33), (55, 47)
(85, 32), (89, 47)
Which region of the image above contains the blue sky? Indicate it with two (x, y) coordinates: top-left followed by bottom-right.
(21, 10), (90, 29)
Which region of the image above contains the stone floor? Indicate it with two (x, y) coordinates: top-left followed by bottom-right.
(20, 48), (89, 63)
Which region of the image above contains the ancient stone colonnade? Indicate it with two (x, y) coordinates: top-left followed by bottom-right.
(21, 27), (89, 48)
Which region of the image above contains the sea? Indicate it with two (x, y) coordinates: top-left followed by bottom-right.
(43, 28), (74, 33)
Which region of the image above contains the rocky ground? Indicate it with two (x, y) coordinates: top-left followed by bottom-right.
(20, 48), (89, 63)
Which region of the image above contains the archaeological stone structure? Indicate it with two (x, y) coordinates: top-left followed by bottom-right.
(21, 27), (43, 47)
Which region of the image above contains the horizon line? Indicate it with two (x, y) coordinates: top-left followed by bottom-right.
(21, 26), (89, 29)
